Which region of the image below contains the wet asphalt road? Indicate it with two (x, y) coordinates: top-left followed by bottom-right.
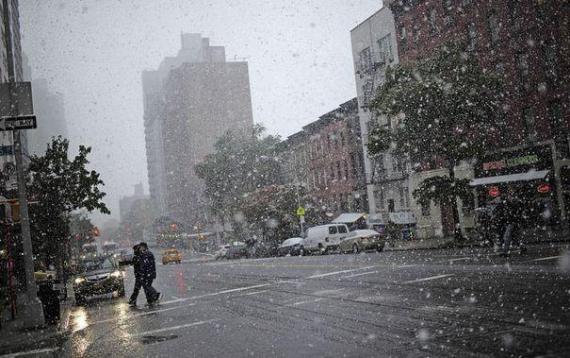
(41, 245), (570, 357)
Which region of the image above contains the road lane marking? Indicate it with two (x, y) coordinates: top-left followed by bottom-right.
(0, 348), (60, 358)
(130, 319), (217, 337)
(241, 290), (270, 296)
(79, 303), (198, 328)
(530, 255), (563, 262)
(397, 264), (418, 268)
(158, 283), (271, 306)
(402, 274), (455, 284)
(449, 257), (470, 263)
(288, 298), (325, 306)
(344, 271), (378, 279)
(307, 266), (376, 279)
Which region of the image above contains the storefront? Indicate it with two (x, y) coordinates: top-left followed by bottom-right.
(470, 144), (559, 227)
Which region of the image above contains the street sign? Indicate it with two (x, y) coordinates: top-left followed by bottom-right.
(296, 206), (305, 217)
(0, 115), (37, 131)
(488, 186), (500, 198)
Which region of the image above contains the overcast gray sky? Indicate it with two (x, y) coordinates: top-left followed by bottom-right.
(20, 0), (381, 225)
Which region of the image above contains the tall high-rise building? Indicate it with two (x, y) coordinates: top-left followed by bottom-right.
(26, 78), (67, 156)
(143, 34), (254, 227)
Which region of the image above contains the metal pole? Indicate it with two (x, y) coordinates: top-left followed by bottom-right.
(12, 130), (37, 298)
(3, 0), (43, 327)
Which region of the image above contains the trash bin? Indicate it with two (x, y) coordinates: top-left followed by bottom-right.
(37, 280), (61, 325)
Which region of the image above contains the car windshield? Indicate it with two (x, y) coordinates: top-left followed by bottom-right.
(7, 2), (569, 357)
(79, 258), (116, 273)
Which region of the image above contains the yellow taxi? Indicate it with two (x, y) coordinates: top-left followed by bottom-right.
(162, 249), (182, 265)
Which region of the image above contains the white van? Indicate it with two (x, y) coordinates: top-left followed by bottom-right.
(301, 224), (349, 255)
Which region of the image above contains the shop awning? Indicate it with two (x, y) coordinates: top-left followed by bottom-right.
(469, 170), (549, 187)
(389, 211), (417, 225)
(332, 213), (366, 224)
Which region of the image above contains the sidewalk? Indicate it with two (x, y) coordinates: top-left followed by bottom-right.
(0, 297), (73, 357)
(385, 227), (570, 252)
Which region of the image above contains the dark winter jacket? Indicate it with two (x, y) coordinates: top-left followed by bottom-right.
(133, 251), (156, 281)
(132, 251), (142, 279)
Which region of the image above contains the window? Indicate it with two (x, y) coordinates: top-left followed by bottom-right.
(388, 199), (395, 213)
(374, 189), (384, 210)
(421, 202), (431, 217)
(543, 42), (558, 81)
(548, 100), (562, 133)
(428, 9), (438, 35)
(509, 0), (523, 32)
(362, 79), (374, 106)
(399, 25), (408, 49)
(467, 22), (477, 51)
(377, 34), (393, 63)
(328, 226), (338, 235)
(330, 166), (335, 181)
(516, 53), (530, 88)
(337, 161), (342, 179)
(344, 160), (349, 179)
(398, 186), (405, 208)
(359, 47), (372, 74)
(340, 131), (345, 146)
(338, 225), (347, 234)
(442, 0), (454, 27)
(495, 62), (505, 78)
(522, 107), (536, 141)
(488, 12), (500, 45)
(404, 186), (410, 208)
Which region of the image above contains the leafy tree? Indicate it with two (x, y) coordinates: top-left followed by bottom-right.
(28, 137), (110, 268)
(369, 43), (503, 239)
(240, 184), (328, 243)
(195, 124), (282, 229)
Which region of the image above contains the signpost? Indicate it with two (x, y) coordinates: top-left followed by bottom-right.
(296, 206), (306, 235)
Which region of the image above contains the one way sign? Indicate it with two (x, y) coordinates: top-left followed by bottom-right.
(0, 115), (37, 131)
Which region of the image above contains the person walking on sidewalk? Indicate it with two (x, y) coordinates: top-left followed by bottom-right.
(500, 194), (526, 256)
(128, 243), (161, 306)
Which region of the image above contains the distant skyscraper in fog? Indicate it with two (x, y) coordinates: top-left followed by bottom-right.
(143, 34), (253, 227)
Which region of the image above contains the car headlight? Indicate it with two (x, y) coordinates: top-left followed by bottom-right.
(110, 271), (123, 278)
(75, 277), (86, 284)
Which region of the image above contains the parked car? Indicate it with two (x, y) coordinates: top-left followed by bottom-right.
(339, 229), (386, 254)
(226, 242), (248, 259)
(214, 245), (230, 260)
(73, 256), (125, 305)
(301, 224), (349, 255)
(162, 248), (182, 264)
(277, 237), (304, 256)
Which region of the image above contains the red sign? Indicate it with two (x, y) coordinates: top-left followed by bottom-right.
(537, 183), (551, 194)
(488, 186), (500, 197)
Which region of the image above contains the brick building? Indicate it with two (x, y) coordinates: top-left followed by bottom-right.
(386, 0), (570, 232)
(302, 98), (367, 214)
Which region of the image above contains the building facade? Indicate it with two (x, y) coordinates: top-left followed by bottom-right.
(350, 6), (417, 233)
(386, 0), (570, 234)
(143, 34), (254, 228)
(303, 98), (367, 214)
(278, 130), (309, 189)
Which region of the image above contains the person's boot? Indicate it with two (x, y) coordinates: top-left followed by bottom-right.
(128, 300), (137, 307)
